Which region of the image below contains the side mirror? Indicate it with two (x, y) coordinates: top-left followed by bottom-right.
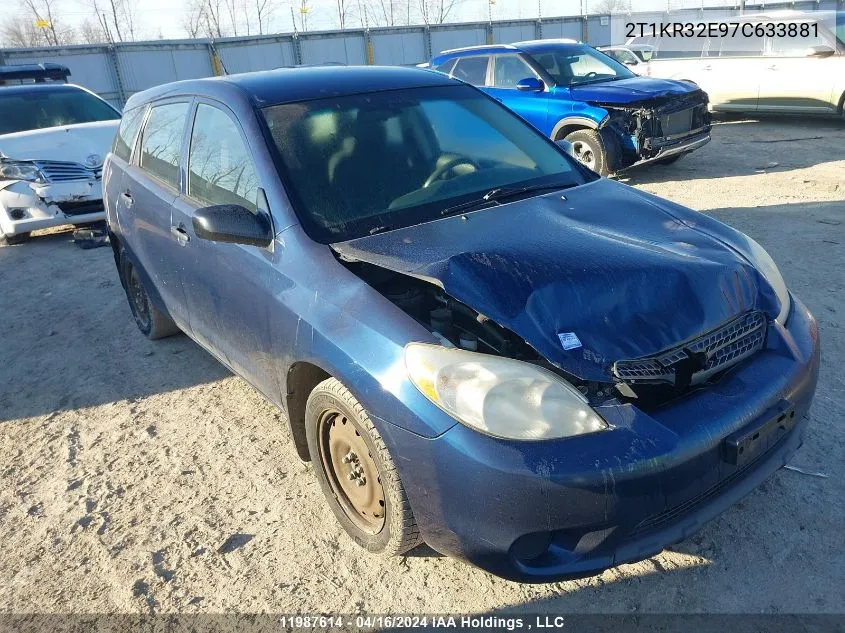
(192, 204), (273, 247)
(807, 45), (835, 57)
(516, 77), (544, 92)
(623, 60), (638, 66)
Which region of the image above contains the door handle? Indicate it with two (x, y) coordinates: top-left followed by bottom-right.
(701, 64), (712, 71)
(170, 224), (190, 246)
(120, 191), (133, 208)
(767, 64), (778, 70)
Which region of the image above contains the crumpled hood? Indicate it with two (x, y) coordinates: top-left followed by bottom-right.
(0, 120), (118, 167)
(568, 76), (699, 105)
(333, 178), (782, 382)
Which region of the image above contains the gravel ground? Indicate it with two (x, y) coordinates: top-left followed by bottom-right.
(1, 116), (843, 615)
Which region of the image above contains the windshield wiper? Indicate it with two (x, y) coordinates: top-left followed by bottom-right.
(440, 182), (577, 217)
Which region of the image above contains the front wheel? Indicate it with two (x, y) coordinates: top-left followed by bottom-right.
(305, 377), (422, 555)
(563, 129), (609, 176)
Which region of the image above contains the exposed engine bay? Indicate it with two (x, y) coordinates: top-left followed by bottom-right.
(596, 90), (711, 169)
(339, 257), (739, 410)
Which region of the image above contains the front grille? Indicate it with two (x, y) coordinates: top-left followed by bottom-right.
(57, 199), (103, 216)
(660, 107), (694, 136)
(613, 311), (767, 385)
(34, 160), (98, 183)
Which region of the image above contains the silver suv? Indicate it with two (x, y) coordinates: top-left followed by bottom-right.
(627, 12), (845, 116)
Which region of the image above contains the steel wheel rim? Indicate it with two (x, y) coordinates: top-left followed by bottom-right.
(128, 267), (151, 331)
(317, 409), (386, 534)
(571, 140), (596, 170)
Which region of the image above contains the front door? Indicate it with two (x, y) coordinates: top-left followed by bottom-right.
(170, 100), (279, 401)
(758, 23), (840, 113)
(699, 33), (767, 111)
(484, 54), (549, 132)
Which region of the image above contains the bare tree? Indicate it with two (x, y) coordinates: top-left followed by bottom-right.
(202, 0), (228, 37)
(592, 0), (630, 13)
(78, 17), (106, 43)
(418, 0), (459, 25)
(334, 0), (351, 29)
(298, 0), (309, 32)
(253, 0), (274, 34)
(223, 0), (239, 35)
(20, 0), (65, 45)
(183, 0), (206, 37)
(0, 19), (44, 47)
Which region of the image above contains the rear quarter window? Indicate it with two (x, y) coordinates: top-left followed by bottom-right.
(451, 56), (489, 86)
(112, 106), (145, 162)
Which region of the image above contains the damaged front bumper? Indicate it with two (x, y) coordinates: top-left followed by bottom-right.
(0, 178), (105, 237)
(597, 90), (712, 172)
(377, 297), (819, 582)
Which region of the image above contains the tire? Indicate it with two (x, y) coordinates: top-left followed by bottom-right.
(121, 257), (180, 340)
(654, 154), (683, 166)
(563, 129), (609, 176)
(305, 377), (421, 556)
(0, 231), (30, 246)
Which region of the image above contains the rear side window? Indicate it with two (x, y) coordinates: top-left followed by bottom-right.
(434, 58), (457, 74)
(112, 106), (145, 162)
(655, 35), (706, 59)
(451, 56), (489, 86)
(714, 33), (764, 57)
(139, 102), (190, 189)
(770, 23), (827, 56)
(188, 104), (259, 213)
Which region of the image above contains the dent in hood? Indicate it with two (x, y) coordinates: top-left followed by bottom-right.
(332, 179), (781, 382)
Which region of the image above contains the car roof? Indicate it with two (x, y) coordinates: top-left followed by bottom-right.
(0, 82), (87, 95)
(126, 65), (457, 110)
(432, 39), (581, 63)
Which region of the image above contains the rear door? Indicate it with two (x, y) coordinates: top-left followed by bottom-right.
(484, 53), (549, 132)
(104, 104), (145, 232)
(170, 100), (279, 400)
(123, 100), (193, 329)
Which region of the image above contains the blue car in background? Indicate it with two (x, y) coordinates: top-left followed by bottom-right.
(430, 40), (712, 175)
(104, 66), (817, 582)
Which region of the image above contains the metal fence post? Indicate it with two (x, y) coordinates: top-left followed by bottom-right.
(108, 44), (127, 106)
(365, 29), (374, 64)
(423, 26), (432, 61)
(292, 33), (303, 65)
(535, 19), (543, 40)
(486, 22), (495, 44)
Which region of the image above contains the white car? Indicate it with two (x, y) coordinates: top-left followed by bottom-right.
(0, 66), (120, 245)
(596, 45), (653, 74)
(626, 12), (845, 116)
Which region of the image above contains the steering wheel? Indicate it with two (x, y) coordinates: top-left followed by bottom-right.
(423, 157), (480, 188)
(583, 71), (599, 80)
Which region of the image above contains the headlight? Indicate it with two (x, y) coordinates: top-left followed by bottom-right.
(405, 343), (608, 440)
(744, 237), (791, 325)
(0, 160), (44, 183)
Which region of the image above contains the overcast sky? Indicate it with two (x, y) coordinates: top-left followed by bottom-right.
(10, 0), (738, 42)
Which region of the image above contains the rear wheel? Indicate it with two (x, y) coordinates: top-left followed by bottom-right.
(122, 258), (180, 340)
(305, 377), (421, 555)
(564, 129), (609, 176)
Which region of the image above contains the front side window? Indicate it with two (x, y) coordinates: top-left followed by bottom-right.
(139, 102), (190, 189)
(0, 86), (120, 135)
(769, 23), (827, 56)
(188, 104), (259, 213)
(450, 56), (489, 86)
(714, 33), (764, 57)
(605, 49), (639, 65)
(262, 85), (586, 243)
(112, 106), (145, 162)
(492, 55), (539, 88)
(530, 45), (635, 86)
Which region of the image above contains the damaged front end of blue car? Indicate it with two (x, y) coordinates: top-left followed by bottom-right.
(332, 177), (818, 581)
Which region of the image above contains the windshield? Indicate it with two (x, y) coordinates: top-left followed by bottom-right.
(0, 87), (120, 135)
(529, 45), (635, 86)
(262, 85), (587, 243)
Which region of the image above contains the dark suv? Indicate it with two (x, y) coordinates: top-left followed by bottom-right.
(104, 66), (818, 581)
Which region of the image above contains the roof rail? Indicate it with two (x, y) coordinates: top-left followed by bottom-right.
(439, 43), (517, 54)
(0, 62), (71, 84)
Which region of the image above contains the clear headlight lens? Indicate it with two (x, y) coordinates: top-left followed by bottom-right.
(744, 237), (791, 325)
(0, 160), (44, 183)
(405, 343), (608, 441)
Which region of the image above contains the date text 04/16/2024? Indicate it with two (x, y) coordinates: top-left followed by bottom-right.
(626, 21), (819, 39)
(275, 615), (576, 629)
